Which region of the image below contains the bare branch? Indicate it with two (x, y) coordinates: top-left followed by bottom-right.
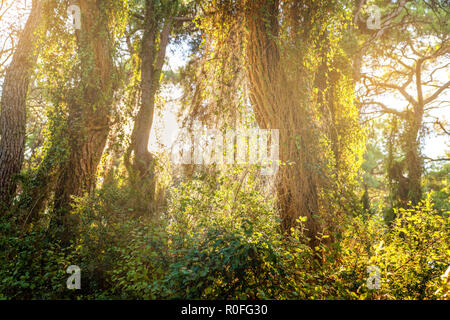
(424, 80), (450, 105)
(359, 100), (409, 118)
(424, 157), (450, 162)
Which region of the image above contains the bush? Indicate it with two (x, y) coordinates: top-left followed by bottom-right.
(1, 166), (448, 300)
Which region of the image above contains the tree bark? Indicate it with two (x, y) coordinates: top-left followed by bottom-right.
(0, 0), (44, 208)
(128, 0), (172, 205)
(52, 0), (115, 242)
(244, 0), (324, 243)
(403, 108), (423, 206)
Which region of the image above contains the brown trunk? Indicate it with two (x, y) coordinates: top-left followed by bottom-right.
(405, 60), (425, 205)
(128, 0), (171, 204)
(0, 0), (44, 208)
(131, 2), (157, 180)
(389, 116), (423, 209)
(403, 114), (423, 205)
(52, 0), (115, 242)
(399, 60), (425, 207)
(244, 0), (325, 244)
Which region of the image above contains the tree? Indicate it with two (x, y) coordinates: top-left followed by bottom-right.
(0, 0), (45, 208)
(243, 0), (363, 244)
(51, 0), (124, 243)
(358, 0), (449, 207)
(123, 0), (194, 212)
(186, 0), (364, 245)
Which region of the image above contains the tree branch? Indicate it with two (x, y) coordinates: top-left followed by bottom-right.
(424, 80), (450, 105)
(360, 100), (409, 119)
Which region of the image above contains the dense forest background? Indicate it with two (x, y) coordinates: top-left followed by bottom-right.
(0, 0), (449, 300)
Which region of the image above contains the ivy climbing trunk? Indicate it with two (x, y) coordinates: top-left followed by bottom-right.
(244, 0), (362, 245)
(403, 108), (423, 206)
(52, 0), (115, 242)
(0, 0), (44, 208)
(244, 0), (324, 243)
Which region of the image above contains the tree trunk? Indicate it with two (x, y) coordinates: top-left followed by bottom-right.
(128, 0), (171, 208)
(52, 0), (115, 243)
(244, 1), (362, 245)
(244, 0), (324, 243)
(403, 113), (423, 205)
(0, 0), (44, 208)
(130, 3), (158, 181)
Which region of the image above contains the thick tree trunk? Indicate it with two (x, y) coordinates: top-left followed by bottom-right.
(0, 0), (44, 208)
(52, 0), (115, 242)
(244, 0), (324, 243)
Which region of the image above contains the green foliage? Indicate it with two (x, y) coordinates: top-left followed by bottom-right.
(424, 163), (450, 213)
(335, 196), (450, 299)
(160, 223), (290, 299)
(1, 165), (448, 300)
(0, 217), (79, 299)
